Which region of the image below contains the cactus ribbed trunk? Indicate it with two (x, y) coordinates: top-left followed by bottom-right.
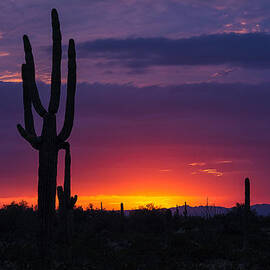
(39, 150), (58, 218)
(38, 116), (58, 247)
(38, 147), (58, 256)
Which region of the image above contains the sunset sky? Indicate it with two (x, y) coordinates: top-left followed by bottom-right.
(1, 0), (270, 209)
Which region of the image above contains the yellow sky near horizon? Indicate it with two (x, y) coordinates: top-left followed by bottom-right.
(0, 194), (237, 210)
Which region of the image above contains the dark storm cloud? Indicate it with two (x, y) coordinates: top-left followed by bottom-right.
(76, 33), (270, 69)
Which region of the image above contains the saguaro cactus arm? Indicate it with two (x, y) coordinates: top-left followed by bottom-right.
(17, 124), (40, 149)
(23, 35), (47, 118)
(22, 64), (36, 136)
(58, 39), (76, 142)
(57, 186), (65, 209)
(57, 142), (77, 209)
(49, 9), (62, 114)
(17, 62), (42, 149)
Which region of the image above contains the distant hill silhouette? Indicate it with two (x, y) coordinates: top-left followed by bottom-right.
(168, 204), (270, 217)
(251, 204), (270, 216)
(121, 204), (270, 217)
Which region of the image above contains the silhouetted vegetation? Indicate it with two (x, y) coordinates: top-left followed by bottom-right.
(0, 201), (269, 269)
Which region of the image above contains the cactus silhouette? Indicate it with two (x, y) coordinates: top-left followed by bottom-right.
(57, 143), (77, 212)
(175, 205), (179, 217)
(245, 178), (250, 211)
(57, 142), (78, 240)
(57, 142), (77, 260)
(17, 9), (76, 264)
(120, 202), (124, 217)
(183, 201), (188, 218)
(243, 177), (250, 249)
(120, 202), (125, 232)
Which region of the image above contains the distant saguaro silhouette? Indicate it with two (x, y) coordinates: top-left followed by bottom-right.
(243, 177), (250, 249)
(245, 178), (250, 211)
(120, 202), (124, 217)
(175, 205), (179, 217)
(183, 201), (188, 218)
(17, 8), (76, 266)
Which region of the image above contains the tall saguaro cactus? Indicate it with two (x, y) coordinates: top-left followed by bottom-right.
(243, 177), (250, 249)
(17, 9), (76, 261)
(245, 178), (250, 211)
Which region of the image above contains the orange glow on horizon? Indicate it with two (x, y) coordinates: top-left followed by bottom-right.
(2, 144), (260, 210)
(0, 194), (240, 210)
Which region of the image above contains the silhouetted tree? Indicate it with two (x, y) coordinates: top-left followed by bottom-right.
(17, 9), (76, 267)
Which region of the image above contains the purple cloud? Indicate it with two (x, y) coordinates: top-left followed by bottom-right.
(75, 33), (270, 69)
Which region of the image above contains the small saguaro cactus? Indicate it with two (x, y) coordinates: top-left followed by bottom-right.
(17, 8), (77, 263)
(57, 142), (77, 258)
(120, 202), (125, 232)
(175, 205), (179, 217)
(101, 202), (103, 211)
(183, 201), (188, 218)
(120, 202), (124, 217)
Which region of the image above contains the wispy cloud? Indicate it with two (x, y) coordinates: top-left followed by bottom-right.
(0, 72), (21, 83)
(199, 169), (223, 177)
(215, 160), (233, 164)
(189, 162), (206, 166)
(0, 52), (9, 57)
(223, 21), (261, 34)
(211, 68), (236, 79)
(159, 169), (172, 172)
